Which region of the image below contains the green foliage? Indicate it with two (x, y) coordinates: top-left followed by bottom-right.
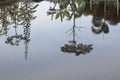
(47, 0), (88, 21)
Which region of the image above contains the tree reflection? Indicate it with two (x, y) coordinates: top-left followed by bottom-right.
(61, 17), (93, 56)
(48, 0), (120, 35)
(91, 1), (110, 34)
(0, 1), (38, 60)
(47, 0), (86, 21)
(47, 0), (120, 55)
(47, 0), (93, 56)
(0, 0), (120, 58)
(89, 1), (120, 34)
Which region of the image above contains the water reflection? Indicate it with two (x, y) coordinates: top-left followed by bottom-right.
(47, 0), (93, 56)
(48, 0), (120, 34)
(47, 0), (120, 55)
(61, 15), (93, 56)
(0, 1), (120, 80)
(89, 1), (120, 34)
(0, 0), (120, 57)
(0, 1), (38, 59)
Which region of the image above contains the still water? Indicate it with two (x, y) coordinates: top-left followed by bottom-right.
(0, 0), (120, 80)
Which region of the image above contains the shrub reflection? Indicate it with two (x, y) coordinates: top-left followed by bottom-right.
(47, 0), (93, 56)
(0, 1), (38, 59)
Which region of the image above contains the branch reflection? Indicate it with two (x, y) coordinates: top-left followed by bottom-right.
(0, 1), (39, 60)
(61, 16), (93, 56)
(47, 0), (120, 55)
(47, 0), (93, 56)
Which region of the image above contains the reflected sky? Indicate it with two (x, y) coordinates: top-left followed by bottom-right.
(0, 0), (120, 80)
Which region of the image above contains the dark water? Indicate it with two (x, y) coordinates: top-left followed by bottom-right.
(0, 1), (120, 80)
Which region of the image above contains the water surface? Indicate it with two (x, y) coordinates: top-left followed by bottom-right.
(0, 1), (120, 80)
